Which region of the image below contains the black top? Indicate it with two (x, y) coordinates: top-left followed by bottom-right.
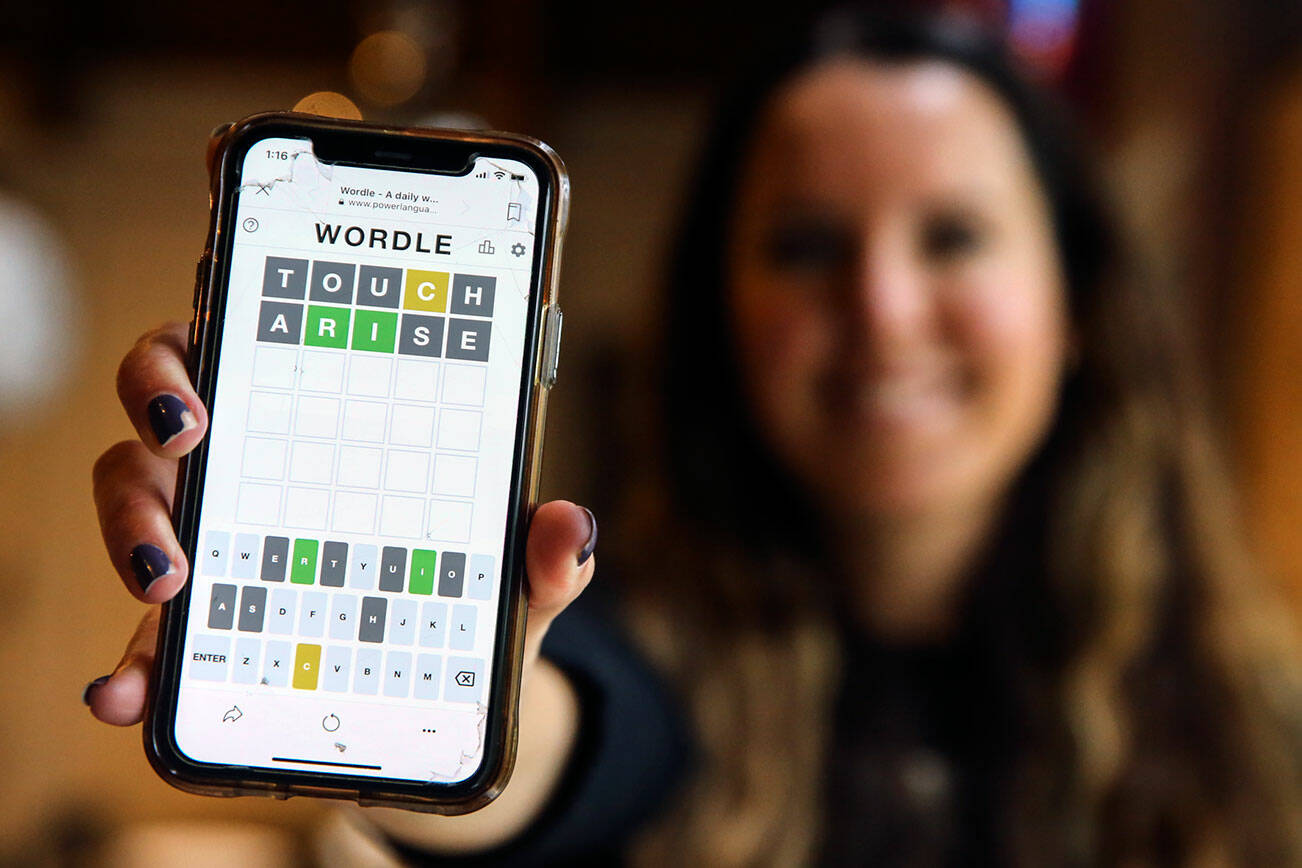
(388, 595), (1008, 867)
(818, 629), (1006, 867)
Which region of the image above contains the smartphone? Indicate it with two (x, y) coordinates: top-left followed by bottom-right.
(145, 112), (568, 813)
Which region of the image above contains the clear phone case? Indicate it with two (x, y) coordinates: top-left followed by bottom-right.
(143, 112), (569, 813)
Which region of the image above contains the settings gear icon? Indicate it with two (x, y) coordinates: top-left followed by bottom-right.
(510, 242), (527, 258)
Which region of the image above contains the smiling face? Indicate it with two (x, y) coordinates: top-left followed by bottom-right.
(727, 57), (1071, 522)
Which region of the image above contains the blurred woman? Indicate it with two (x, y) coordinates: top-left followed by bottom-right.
(89, 7), (1302, 866)
(609, 9), (1302, 865)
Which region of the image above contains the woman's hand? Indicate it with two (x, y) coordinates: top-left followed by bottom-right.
(85, 320), (597, 726)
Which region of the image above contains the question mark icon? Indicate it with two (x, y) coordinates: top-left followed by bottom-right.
(243, 218), (259, 232)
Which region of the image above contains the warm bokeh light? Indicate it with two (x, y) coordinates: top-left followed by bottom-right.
(347, 30), (428, 108)
(1007, 0), (1080, 77)
(290, 91), (363, 120)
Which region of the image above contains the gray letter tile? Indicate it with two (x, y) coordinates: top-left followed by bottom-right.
(263, 256), (308, 299)
(445, 319), (491, 362)
(379, 546), (407, 592)
(438, 551), (465, 597)
(359, 596), (387, 643)
(398, 314), (445, 358)
(261, 536), (288, 581)
(256, 301), (303, 345)
(208, 583), (236, 630)
(309, 260), (357, 305)
(238, 586), (267, 632)
(320, 541), (348, 587)
(450, 274), (495, 316)
(358, 265), (403, 309)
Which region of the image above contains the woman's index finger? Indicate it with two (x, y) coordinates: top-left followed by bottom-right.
(116, 323), (208, 458)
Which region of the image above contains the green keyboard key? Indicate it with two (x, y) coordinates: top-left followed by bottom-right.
(291, 538), (319, 584)
(410, 549), (437, 594)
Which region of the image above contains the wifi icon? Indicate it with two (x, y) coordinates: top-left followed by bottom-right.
(493, 171), (506, 180)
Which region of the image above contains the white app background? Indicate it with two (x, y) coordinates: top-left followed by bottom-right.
(173, 136), (540, 783)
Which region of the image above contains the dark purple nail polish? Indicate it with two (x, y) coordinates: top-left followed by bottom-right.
(130, 543), (172, 593)
(82, 675), (110, 706)
(147, 394), (196, 447)
(577, 507), (598, 566)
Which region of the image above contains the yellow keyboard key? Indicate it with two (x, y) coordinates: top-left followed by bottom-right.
(292, 643), (321, 690)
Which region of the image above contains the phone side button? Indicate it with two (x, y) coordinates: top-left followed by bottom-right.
(186, 316), (200, 381)
(541, 305), (563, 389)
(192, 251), (210, 309)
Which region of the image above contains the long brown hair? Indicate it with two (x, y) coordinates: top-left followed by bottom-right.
(611, 8), (1302, 865)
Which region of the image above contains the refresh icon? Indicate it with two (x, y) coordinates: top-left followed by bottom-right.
(322, 713), (341, 733)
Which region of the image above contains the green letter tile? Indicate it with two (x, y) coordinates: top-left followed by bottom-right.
(304, 305), (350, 348)
(352, 309), (398, 353)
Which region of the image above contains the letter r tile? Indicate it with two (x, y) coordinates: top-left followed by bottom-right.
(305, 305), (350, 349)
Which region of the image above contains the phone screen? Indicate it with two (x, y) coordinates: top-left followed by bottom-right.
(173, 135), (541, 784)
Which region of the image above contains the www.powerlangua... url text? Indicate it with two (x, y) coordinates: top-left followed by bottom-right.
(344, 199), (433, 214)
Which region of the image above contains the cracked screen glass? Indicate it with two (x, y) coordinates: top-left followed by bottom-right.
(174, 136), (539, 783)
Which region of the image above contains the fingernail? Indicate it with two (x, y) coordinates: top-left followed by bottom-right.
(147, 394), (197, 448)
(130, 543), (172, 593)
(82, 675), (110, 706)
(577, 507), (598, 566)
